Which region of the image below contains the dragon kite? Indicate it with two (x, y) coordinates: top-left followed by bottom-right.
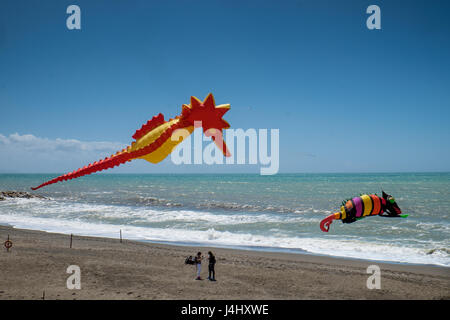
(31, 93), (231, 190)
(320, 191), (408, 232)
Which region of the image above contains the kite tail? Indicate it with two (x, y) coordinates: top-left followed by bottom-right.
(31, 118), (188, 190)
(31, 151), (134, 190)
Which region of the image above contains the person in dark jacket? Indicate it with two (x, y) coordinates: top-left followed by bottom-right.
(207, 251), (216, 281)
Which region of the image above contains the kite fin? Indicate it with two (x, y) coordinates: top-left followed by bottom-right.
(132, 113), (165, 141)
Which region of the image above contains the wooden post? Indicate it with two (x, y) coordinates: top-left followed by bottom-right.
(70, 234), (73, 248)
(42, 290), (45, 300)
(120, 229), (122, 243)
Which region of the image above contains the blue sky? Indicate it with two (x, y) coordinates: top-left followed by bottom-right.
(1, 0), (449, 173)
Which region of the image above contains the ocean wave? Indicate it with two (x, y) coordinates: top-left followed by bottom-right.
(50, 192), (315, 215)
(123, 196), (183, 207)
(416, 222), (450, 232)
(0, 197), (311, 227)
(197, 201), (315, 215)
(427, 248), (450, 255)
(199, 201), (261, 211)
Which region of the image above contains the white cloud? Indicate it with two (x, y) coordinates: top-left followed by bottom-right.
(0, 133), (127, 173)
(0, 134), (9, 145)
(0, 133), (125, 153)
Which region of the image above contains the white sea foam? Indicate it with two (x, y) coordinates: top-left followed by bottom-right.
(0, 197), (315, 226)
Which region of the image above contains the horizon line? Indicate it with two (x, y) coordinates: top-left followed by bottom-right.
(0, 171), (449, 175)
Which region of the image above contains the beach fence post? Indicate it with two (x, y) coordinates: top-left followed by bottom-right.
(70, 234), (73, 249)
(120, 229), (122, 243)
(42, 290), (45, 300)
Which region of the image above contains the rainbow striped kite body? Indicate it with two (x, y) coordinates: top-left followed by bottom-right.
(320, 191), (404, 232)
(337, 194), (387, 222)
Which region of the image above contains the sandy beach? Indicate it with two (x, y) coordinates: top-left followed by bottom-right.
(0, 225), (448, 300)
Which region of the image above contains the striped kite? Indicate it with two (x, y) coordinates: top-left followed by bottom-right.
(320, 191), (407, 232)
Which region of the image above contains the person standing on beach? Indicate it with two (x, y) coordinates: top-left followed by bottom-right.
(207, 251), (216, 281)
(195, 252), (203, 280)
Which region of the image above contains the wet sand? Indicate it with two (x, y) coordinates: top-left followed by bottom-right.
(0, 225), (448, 300)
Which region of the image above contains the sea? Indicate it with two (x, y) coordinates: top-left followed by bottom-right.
(0, 173), (449, 267)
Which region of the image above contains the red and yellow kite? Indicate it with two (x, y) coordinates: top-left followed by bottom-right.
(32, 93), (230, 190)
